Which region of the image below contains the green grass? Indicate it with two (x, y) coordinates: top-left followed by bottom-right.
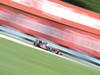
(0, 38), (100, 75)
(62, 0), (100, 13)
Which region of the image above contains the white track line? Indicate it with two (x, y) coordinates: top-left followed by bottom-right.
(0, 34), (97, 69)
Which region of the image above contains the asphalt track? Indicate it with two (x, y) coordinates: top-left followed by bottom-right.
(0, 35), (100, 75)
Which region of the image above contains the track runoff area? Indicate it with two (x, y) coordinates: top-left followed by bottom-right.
(0, 34), (100, 75)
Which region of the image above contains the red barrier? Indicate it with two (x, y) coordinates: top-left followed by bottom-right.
(0, 0), (100, 35)
(0, 5), (100, 57)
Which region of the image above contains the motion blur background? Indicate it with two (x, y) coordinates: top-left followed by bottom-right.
(62, 0), (100, 13)
(0, 0), (100, 75)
